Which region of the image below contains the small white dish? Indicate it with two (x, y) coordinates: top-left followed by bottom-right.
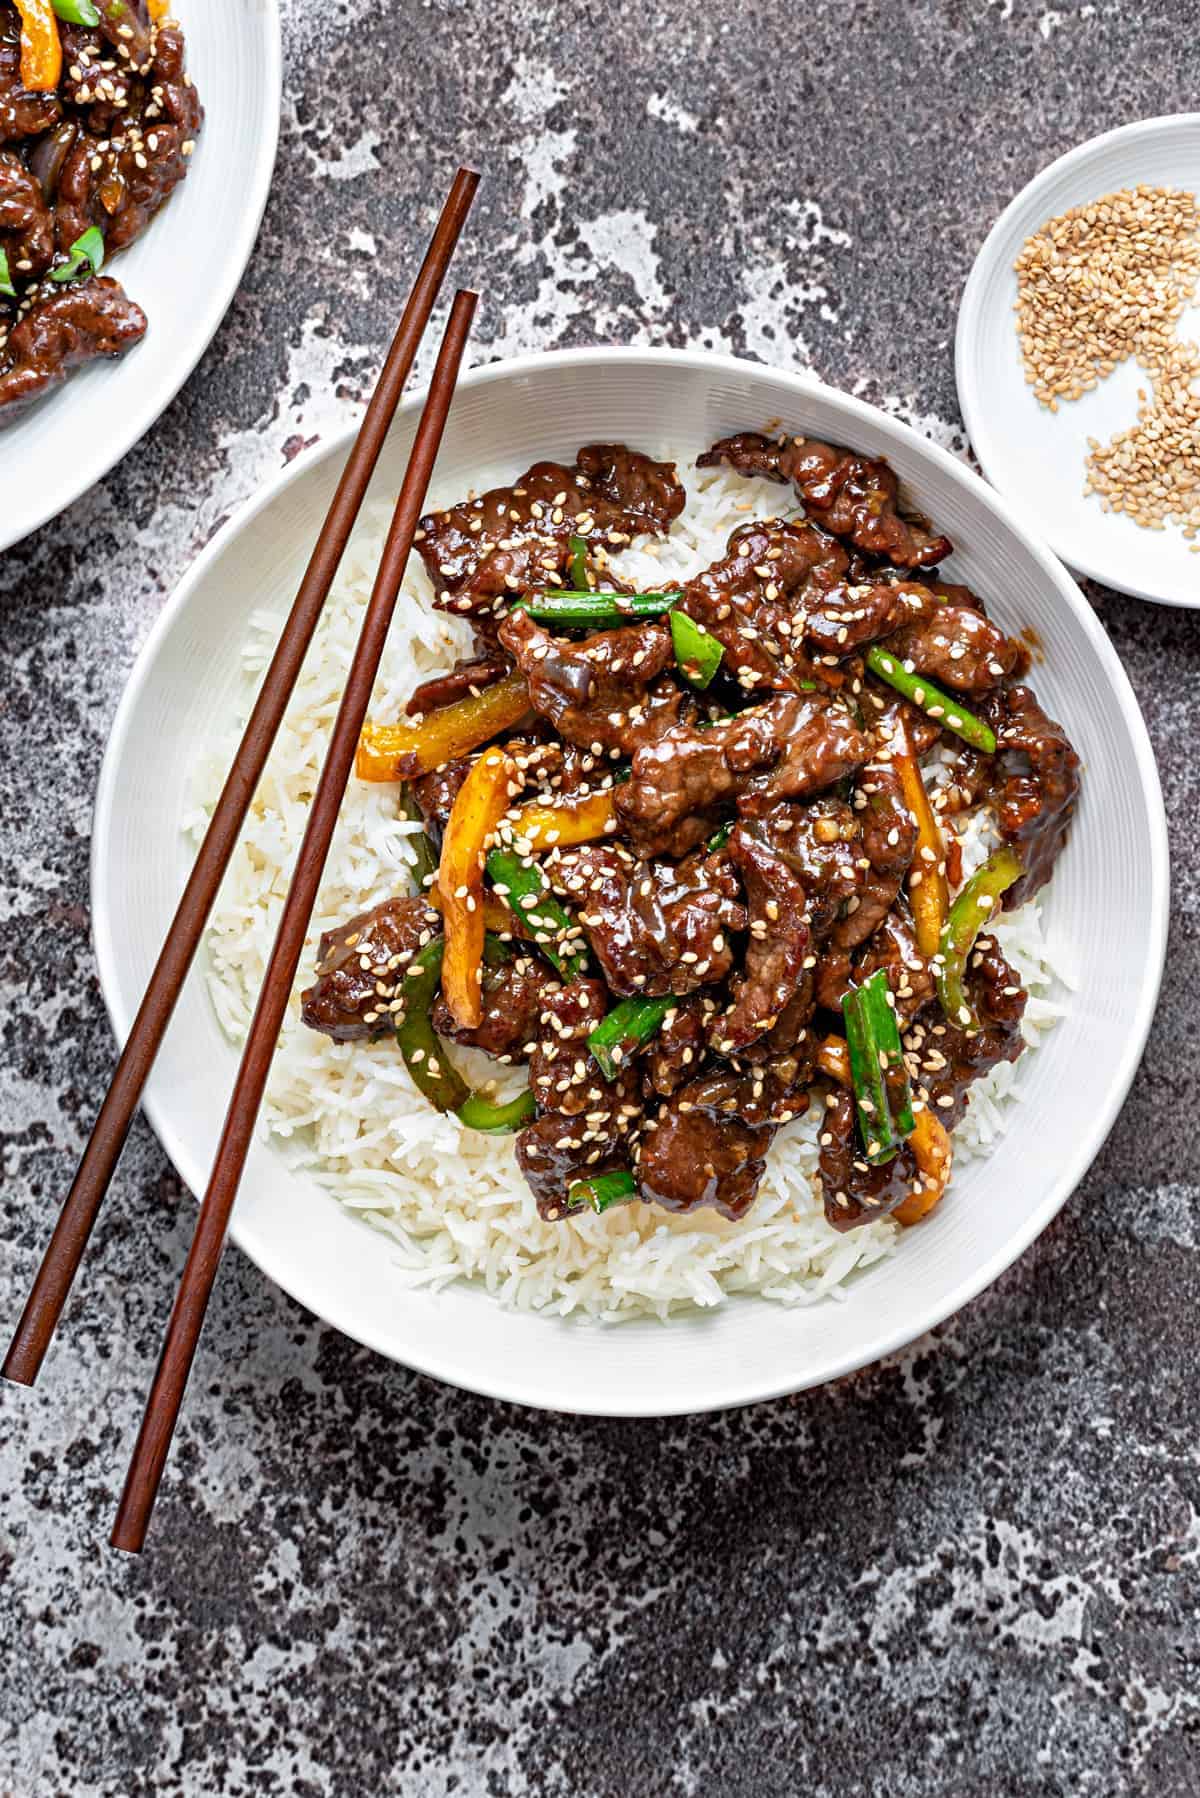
(956, 114), (1200, 608)
(91, 348), (1168, 1416)
(1, 0), (281, 554)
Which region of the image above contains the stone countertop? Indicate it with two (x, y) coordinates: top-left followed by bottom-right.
(2, 1), (1198, 1792)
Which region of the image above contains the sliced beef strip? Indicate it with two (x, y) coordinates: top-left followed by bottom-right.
(753, 796), (866, 938)
(828, 756), (916, 950)
(0, 29), (60, 139)
(641, 993), (717, 1098)
(516, 977), (641, 1219)
(803, 580), (934, 656)
(882, 605), (1023, 694)
(818, 1089), (924, 1233)
(907, 936), (1027, 1129)
(615, 693), (872, 858)
(54, 22), (202, 258)
(698, 430), (951, 568)
(548, 842), (745, 997)
(977, 684), (1081, 904)
(498, 608), (688, 757)
(711, 829), (813, 1054)
(0, 275), (146, 421)
(300, 896), (439, 1041)
(405, 651), (511, 717)
(674, 517), (847, 692)
(416, 443), (685, 617)
(430, 950), (551, 1059)
(0, 150), (54, 280)
(637, 1055), (811, 1221)
(816, 906), (934, 1020)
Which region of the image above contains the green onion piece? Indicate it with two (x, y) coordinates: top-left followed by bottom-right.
(515, 589), (682, 627)
(567, 1169), (637, 1214)
(0, 247), (15, 301)
(669, 608), (724, 688)
(936, 845), (1023, 1032)
(49, 226), (105, 285)
(394, 939), (471, 1114)
(484, 847), (588, 980)
(567, 534), (589, 590)
(588, 994), (672, 1081)
(52, 0), (102, 23)
(857, 968), (916, 1139)
(865, 646), (997, 753)
(842, 972), (902, 1165)
(706, 820), (734, 851)
(397, 785), (438, 892)
(457, 1088), (537, 1133)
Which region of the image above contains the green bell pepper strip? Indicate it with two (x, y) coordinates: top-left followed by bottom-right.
(842, 968), (915, 1164)
(669, 609), (724, 688)
(50, 227), (105, 285)
(484, 847), (588, 979)
(865, 645), (997, 753)
(51, 0), (101, 23)
(394, 939), (471, 1113)
(567, 1169), (637, 1213)
(706, 820), (734, 851)
(515, 589), (682, 626)
(457, 1089), (537, 1133)
(588, 994), (673, 1081)
(397, 785), (439, 891)
(936, 845), (1023, 1032)
(0, 248), (15, 300)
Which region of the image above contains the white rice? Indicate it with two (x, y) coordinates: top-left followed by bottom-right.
(188, 454), (1072, 1323)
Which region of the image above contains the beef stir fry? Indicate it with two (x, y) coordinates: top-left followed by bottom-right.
(0, 0), (201, 420)
(304, 435), (1081, 1237)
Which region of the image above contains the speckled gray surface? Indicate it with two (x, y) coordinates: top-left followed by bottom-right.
(2, 1), (1199, 1792)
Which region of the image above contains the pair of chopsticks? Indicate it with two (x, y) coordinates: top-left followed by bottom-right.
(4, 166), (482, 1553)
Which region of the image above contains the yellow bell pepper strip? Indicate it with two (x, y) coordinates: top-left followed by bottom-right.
(567, 1169), (637, 1214)
(588, 995), (672, 1081)
(936, 845), (1023, 1032)
(889, 720), (948, 959)
(356, 669), (531, 781)
(893, 1108), (953, 1225)
(669, 609), (724, 688)
(815, 1031), (953, 1226)
(484, 847), (588, 978)
(506, 786), (618, 852)
(14, 0), (62, 91)
(865, 645), (997, 753)
(147, 0), (171, 17)
(428, 882), (513, 936)
(439, 749), (520, 1028)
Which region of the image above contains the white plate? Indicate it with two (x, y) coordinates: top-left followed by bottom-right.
(91, 348), (1168, 1416)
(1, 0), (281, 553)
(956, 114), (1200, 608)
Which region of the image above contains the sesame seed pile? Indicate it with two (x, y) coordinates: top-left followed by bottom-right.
(1014, 184), (1200, 538)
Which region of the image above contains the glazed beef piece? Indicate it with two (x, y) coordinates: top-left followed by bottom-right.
(641, 993), (716, 1097)
(637, 1083), (775, 1220)
(516, 977), (641, 1218)
(754, 796), (865, 937)
(674, 516), (848, 691)
(498, 609), (688, 757)
(615, 693), (871, 858)
(711, 830), (813, 1054)
(431, 950), (550, 1059)
(409, 757), (471, 834)
(829, 757), (916, 950)
(406, 651), (510, 717)
(0, 20), (60, 139)
(882, 605), (1024, 694)
(54, 20), (202, 258)
(803, 580), (934, 656)
(908, 936), (1027, 1128)
(699, 430), (951, 568)
(819, 1089), (924, 1232)
(549, 842), (745, 997)
(0, 150), (54, 280)
(854, 909), (934, 1022)
(978, 684), (1081, 903)
(416, 443), (685, 617)
(0, 275), (145, 420)
(300, 897), (439, 1041)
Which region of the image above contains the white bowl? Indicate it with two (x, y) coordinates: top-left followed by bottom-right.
(1, 0), (281, 553)
(957, 114), (1200, 608)
(91, 348), (1169, 1416)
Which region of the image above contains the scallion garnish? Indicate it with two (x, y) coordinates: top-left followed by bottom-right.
(669, 608), (724, 688)
(51, 0), (102, 25)
(50, 226), (105, 285)
(0, 247), (15, 300)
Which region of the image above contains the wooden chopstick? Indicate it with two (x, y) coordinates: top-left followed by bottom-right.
(2, 166), (479, 1391)
(111, 288), (479, 1554)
